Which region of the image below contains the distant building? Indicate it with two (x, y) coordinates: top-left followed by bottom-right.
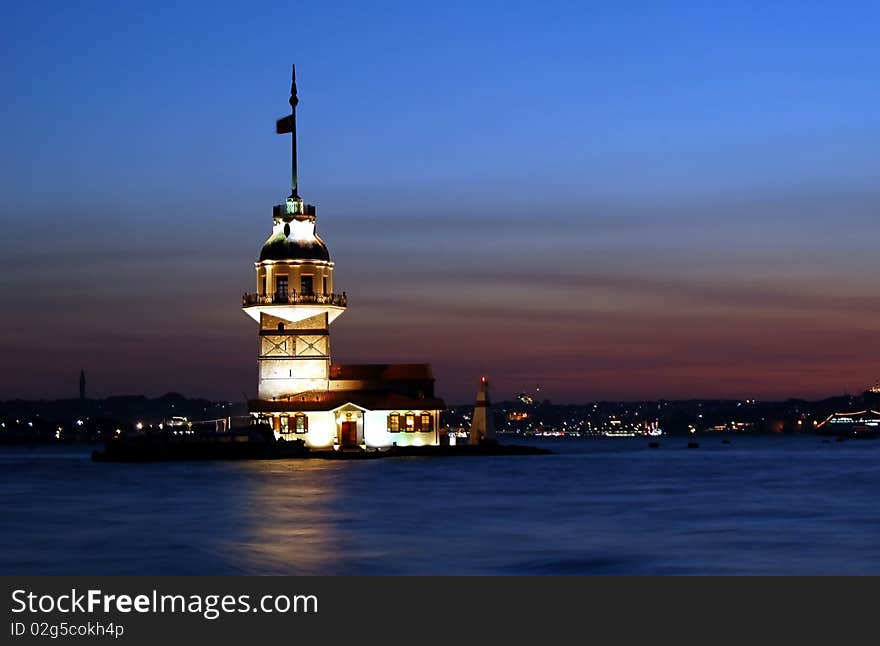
(517, 393), (534, 406)
(242, 67), (444, 448)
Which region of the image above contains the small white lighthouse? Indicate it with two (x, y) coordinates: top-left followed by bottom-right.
(469, 376), (496, 445)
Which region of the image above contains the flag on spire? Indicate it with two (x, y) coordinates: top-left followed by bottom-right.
(275, 65), (298, 133)
(275, 64), (299, 198)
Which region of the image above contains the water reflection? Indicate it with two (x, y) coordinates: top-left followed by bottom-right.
(222, 461), (345, 574)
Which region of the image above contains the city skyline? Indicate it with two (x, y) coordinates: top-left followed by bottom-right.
(2, 2), (879, 403)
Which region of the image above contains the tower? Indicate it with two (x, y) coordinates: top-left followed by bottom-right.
(242, 65), (346, 401)
(469, 376), (496, 444)
(241, 66), (444, 449)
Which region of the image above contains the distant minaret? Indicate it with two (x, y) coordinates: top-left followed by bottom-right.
(79, 369), (86, 401)
(469, 376), (496, 445)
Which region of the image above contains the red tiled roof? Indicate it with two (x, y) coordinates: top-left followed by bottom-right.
(329, 363), (433, 381)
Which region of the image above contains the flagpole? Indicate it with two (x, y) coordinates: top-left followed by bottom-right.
(289, 64), (299, 199)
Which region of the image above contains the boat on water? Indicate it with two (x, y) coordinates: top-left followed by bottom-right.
(815, 410), (880, 438)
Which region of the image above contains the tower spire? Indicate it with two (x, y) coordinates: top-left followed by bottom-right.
(275, 64), (300, 199)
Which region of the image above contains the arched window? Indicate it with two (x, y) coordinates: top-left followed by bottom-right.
(294, 413), (308, 434)
(420, 413), (432, 432)
(277, 322), (285, 331)
(387, 412), (400, 432)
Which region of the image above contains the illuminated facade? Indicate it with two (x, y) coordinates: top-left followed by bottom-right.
(242, 66), (444, 448)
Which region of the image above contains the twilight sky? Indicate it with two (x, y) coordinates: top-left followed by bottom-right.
(1, 1), (879, 403)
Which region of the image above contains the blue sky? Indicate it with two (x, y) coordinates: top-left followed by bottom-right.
(2, 1), (879, 402)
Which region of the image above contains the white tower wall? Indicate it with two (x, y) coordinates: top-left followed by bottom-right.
(469, 376), (496, 444)
(257, 312), (331, 399)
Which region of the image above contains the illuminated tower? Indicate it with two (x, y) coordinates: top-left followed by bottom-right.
(242, 65), (346, 401)
(469, 376), (496, 444)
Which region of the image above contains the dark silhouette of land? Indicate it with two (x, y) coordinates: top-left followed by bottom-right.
(0, 393), (244, 443)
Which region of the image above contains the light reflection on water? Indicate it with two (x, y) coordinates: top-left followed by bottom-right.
(2, 436), (880, 574)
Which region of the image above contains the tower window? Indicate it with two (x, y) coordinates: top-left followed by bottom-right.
(277, 322), (285, 331)
(323, 276), (328, 295)
(260, 275), (267, 295)
(275, 276), (289, 301)
(300, 275), (314, 296)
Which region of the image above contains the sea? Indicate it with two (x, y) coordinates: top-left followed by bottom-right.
(2, 435), (880, 575)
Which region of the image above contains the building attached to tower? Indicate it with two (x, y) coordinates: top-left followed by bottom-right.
(242, 67), (444, 448)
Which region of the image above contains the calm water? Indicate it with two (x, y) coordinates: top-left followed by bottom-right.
(2, 436), (880, 575)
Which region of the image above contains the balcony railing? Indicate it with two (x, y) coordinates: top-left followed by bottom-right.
(273, 202), (316, 219)
(242, 292), (347, 307)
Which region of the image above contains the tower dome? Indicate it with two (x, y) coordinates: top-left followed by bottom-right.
(259, 216), (330, 261)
